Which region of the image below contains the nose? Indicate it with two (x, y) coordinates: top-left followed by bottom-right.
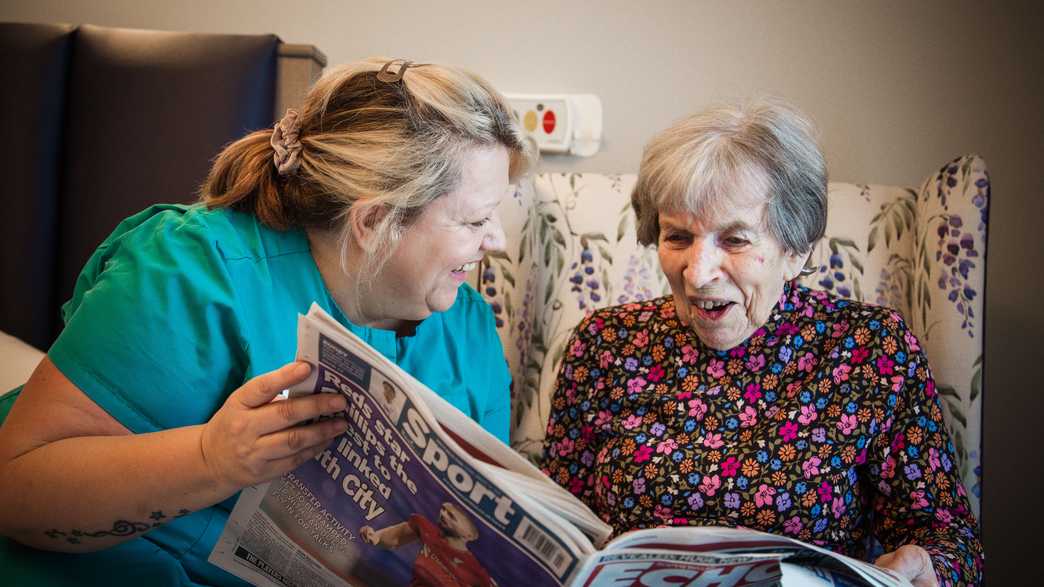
(482, 210), (506, 252)
(682, 237), (723, 289)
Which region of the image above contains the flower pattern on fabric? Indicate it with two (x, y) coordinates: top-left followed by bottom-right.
(542, 284), (982, 585)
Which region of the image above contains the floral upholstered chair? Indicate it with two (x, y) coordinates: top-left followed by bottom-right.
(480, 155), (988, 519)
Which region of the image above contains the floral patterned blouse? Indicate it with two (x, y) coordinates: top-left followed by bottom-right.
(542, 283), (982, 585)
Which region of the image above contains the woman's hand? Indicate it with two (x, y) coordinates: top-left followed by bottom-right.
(200, 362), (348, 494)
(875, 544), (939, 587)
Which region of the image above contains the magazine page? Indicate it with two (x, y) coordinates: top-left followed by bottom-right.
(596, 527), (911, 587)
(211, 306), (588, 586)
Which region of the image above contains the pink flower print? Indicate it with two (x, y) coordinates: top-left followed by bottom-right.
(681, 345), (699, 364)
(876, 355), (895, 375)
(817, 481), (833, 503)
(721, 456), (740, 478)
(925, 379), (937, 398)
(569, 337), (586, 357)
(929, 448), (941, 471)
(779, 420), (799, 442)
(632, 477), (646, 495)
(798, 405), (817, 426)
(707, 358), (726, 379)
(633, 330), (649, 348)
(743, 383), (763, 404)
(797, 352), (816, 372)
(838, 413), (858, 435)
(675, 390), (692, 400)
(623, 414), (643, 430)
(904, 330), (921, 352)
(910, 489), (928, 510)
(654, 505), (673, 522)
(832, 364), (851, 384)
(935, 509), (953, 524)
(802, 456), (821, 479)
(881, 456), (896, 480)
(783, 516), (802, 535)
(599, 349), (613, 369)
(703, 432), (724, 449)
(634, 444), (653, 463)
(627, 376), (647, 394)
(831, 322), (847, 338)
(890, 375), (905, 392)
(699, 474), (721, 496)
(850, 347), (870, 364)
(755, 484), (776, 507)
(595, 410), (612, 427)
(688, 399), (708, 420)
(832, 495), (845, 518)
(745, 353), (766, 373)
(801, 304), (815, 318)
(739, 406), (758, 428)
(648, 364), (665, 382)
(656, 438), (679, 454)
(556, 437), (574, 457)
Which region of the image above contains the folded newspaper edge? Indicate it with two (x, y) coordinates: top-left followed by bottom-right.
(206, 303), (910, 587)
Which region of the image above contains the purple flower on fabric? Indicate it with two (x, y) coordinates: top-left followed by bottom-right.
(812, 427), (826, 443)
(724, 492), (741, 509)
(904, 464), (922, 480)
(777, 491), (792, 512)
(650, 422), (666, 437)
(687, 492), (704, 510)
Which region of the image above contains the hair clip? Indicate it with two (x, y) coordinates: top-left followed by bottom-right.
(377, 59), (414, 83)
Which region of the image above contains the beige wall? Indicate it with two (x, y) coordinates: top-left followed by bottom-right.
(3, 0), (1042, 579)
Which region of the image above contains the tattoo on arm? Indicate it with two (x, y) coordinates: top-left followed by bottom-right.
(44, 509), (191, 544)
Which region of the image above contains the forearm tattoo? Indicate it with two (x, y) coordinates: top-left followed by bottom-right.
(44, 509), (190, 544)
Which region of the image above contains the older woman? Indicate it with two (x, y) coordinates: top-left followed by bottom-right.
(0, 58), (530, 585)
(542, 100), (982, 586)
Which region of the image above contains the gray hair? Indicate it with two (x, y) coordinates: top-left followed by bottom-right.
(631, 98), (827, 255)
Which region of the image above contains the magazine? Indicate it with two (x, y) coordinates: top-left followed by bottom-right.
(209, 304), (911, 587)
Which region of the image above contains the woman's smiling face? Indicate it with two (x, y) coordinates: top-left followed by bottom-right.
(364, 145), (510, 326)
(657, 175), (806, 350)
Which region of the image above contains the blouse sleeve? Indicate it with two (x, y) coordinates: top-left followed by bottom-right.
(541, 314), (602, 504)
(48, 208), (246, 433)
(865, 312), (983, 585)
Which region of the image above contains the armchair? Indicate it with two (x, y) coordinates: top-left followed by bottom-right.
(482, 155), (988, 518)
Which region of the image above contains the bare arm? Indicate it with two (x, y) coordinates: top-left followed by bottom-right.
(360, 521), (418, 549)
(0, 357), (348, 552)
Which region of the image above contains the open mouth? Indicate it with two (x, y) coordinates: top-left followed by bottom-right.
(452, 261), (478, 273)
(692, 299), (734, 320)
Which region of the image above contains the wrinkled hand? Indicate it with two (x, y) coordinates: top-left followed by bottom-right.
(875, 544), (939, 587)
(200, 362), (348, 493)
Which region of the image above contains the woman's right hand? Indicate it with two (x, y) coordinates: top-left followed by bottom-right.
(200, 362), (348, 493)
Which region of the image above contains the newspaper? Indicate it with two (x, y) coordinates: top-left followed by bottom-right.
(209, 304), (911, 587)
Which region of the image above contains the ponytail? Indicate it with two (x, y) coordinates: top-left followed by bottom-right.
(199, 129), (292, 230)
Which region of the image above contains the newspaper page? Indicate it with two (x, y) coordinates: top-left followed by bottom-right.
(572, 527), (911, 587)
(210, 305), (589, 587)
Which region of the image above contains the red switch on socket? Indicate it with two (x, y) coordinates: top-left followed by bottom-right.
(542, 110), (556, 134)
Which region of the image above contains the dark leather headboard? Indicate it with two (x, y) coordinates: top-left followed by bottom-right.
(0, 23), (325, 350)
(0, 22), (75, 350)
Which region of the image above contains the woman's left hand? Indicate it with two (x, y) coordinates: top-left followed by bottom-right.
(874, 544), (939, 586)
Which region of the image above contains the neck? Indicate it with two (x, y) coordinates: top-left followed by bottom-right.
(306, 228), (406, 332)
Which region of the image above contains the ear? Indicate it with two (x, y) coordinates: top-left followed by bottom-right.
(347, 203), (392, 253)
(782, 249), (812, 282)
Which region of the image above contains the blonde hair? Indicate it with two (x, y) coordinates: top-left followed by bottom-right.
(201, 57), (533, 274)
(632, 98), (827, 254)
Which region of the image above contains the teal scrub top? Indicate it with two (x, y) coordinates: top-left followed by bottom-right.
(1, 204), (511, 586)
